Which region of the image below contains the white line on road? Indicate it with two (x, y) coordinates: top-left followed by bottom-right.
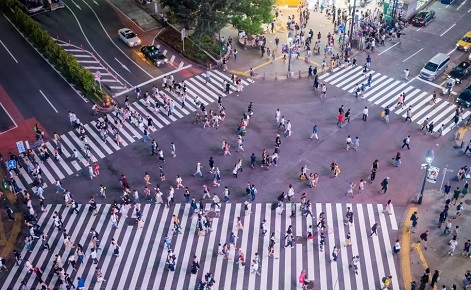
(39, 90), (58, 113)
(378, 42), (400, 55)
(440, 24), (456, 37)
(0, 100), (18, 127)
(115, 64), (192, 97)
(80, 0), (154, 79)
(70, 0), (82, 10)
(416, 27), (422, 31)
(447, 48), (456, 55)
(402, 48), (423, 62)
(457, 0), (467, 10)
(115, 57), (131, 72)
(64, 5), (133, 87)
(0, 40), (18, 63)
(92, 0), (99, 5)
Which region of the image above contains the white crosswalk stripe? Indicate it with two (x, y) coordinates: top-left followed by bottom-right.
(319, 66), (467, 135)
(1, 202), (400, 290)
(55, 40), (128, 93)
(11, 72), (251, 191)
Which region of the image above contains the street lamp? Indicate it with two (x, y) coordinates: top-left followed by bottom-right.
(417, 149), (435, 205)
(287, 32), (293, 78)
(348, 0), (357, 48)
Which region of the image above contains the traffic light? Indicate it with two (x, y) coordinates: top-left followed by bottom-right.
(2, 179), (8, 189)
(221, 43), (227, 53)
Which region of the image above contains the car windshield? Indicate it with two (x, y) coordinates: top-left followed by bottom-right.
(462, 36), (471, 43)
(424, 62), (438, 71)
(147, 50), (159, 56)
(125, 32), (137, 39)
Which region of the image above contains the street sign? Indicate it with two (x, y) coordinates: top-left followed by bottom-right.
(94, 71), (101, 80)
(7, 160), (17, 169)
(426, 166), (440, 183)
(16, 141), (25, 154)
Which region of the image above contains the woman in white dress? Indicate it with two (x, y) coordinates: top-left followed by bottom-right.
(383, 200), (393, 215)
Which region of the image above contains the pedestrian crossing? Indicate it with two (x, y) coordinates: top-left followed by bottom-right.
(10, 70), (250, 192)
(319, 66), (469, 136)
(2, 202), (400, 290)
(55, 39), (129, 93)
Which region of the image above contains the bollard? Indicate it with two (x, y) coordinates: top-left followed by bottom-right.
(275, 72), (277, 80)
(299, 70), (301, 78)
(263, 71), (266, 79)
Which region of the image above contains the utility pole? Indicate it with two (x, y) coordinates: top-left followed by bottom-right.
(349, 0), (357, 48)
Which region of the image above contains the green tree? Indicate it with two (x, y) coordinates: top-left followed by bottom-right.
(231, 0), (274, 35)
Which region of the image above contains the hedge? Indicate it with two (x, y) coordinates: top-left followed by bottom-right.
(0, 0), (103, 102)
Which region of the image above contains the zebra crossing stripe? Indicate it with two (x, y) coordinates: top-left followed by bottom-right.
(247, 203), (262, 288)
(283, 203), (292, 290)
(133, 101), (165, 128)
(212, 70), (250, 86)
(60, 134), (90, 167)
(104, 117), (134, 143)
(141, 205), (171, 290)
(188, 204), (212, 289)
(84, 124), (114, 155)
(212, 203), (232, 289)
(271, 202), (282, 290)
(378, 204), (400, 290)
(382, 86), (416, 108)
(335, 69), (366, 88)
(367, 204), (387, 289)
(356, 204), (375, 289)
(317, 203), (328, 289)
(396, 91), (429, 115)
(345, 203), (364, 289)
(374, 82), (409, 106)
(335, 203), (352, 290)
(200, 204), (222, 286)
(193, 75), (224, 99)
(326, 204), (339, 290)
(295, 204), (305, 283)
(236, 202), (252, 288)
(259, 204), (271, 290)
(415, 101), (448, 124)
(184, 79), (214, 104)
(67, 131), (98, 162)
(325, 66), (362, 84)
(18, 167), (33, 184)
(223, 203), (242, 289)
(305, 206), (315, 283)
(362, 77), (395, 99)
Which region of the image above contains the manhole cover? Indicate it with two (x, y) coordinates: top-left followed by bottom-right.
(464, 199), (471, 205)
(206, 211), (217, 218)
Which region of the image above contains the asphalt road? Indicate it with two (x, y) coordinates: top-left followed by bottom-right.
(0, 15), (91, 136)
(32, 0), (182, 88)
(369, 0), (471, 93)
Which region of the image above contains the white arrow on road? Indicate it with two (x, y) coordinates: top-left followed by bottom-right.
(70, 0), (82, 10)
(115, 58), (131, 73)
(92, 0), (99, 5)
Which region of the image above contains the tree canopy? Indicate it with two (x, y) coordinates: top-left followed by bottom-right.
(159, 0), (274, 37)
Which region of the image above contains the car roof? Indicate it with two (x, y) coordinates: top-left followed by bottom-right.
(143, 45), (158, 51)
(119, 28), (134, 34)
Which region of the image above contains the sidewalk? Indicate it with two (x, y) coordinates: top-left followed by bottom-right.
(401, 183), (471, 289)
(219, 5), (384, 79)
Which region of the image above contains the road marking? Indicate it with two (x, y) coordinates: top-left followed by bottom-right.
(178, 61), (184, 68)
(162, 49), (167, 56)
(0, 40), (18, 63)
(402, 48), (423, 62)
(440, 24), (456, 37)
(401, 206), (416, 290)
(79, 0), (154, 79)
(115, 57), (131, 72)
(0, 213), (22, 257)
(169, 55), (175, 64)
(0, 101), (18, 128)
(114, 65), (192, 97)
(64, 5), (133, 87)
(457, 0), (466, 10)
(92, 0), (99, 5)
(71, 0), (82, 10)
(378, 41), (400, 56)
(39, 90), (58, 113)
(447, 48), (456, 55)
(416, 27), (422, 31)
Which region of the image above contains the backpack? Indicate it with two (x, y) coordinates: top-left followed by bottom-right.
(382, 277), (387, 283)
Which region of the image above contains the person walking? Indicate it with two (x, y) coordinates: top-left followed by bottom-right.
(393, 239), (401, 255)
(410, 211), (419, 233)
(402, 135), (411, 149)
(380, 177), (390, 194)
(362, 107), (368, 121)
(331, 246), (340, 262)
(370, 159), (378, 183)
(95, 267), (106, 283)
(347, 182), (356, 198)
(420, 231), (429, 250)
(309, 125), (319, 139)
(430, 270), (441, 287)
(381, 275), (393, 290)
(193, 163), (203, 178)
(350, 255), (360, 274)
(369, 222), (379, 237)
(383, 200), (393, 215)
(404, 69), (410, 80)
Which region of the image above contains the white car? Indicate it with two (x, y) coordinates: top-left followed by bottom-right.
(118, 28), (141, 47)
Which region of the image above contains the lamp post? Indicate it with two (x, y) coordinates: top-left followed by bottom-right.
(417, 149), (435, 205)
(349, 0), (357, 48)
(287, 32), (293, 78)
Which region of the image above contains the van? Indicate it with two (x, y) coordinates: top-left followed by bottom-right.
(420, 53), (450, 81)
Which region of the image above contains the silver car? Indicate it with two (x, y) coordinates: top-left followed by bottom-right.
(118, 28), (141, 47)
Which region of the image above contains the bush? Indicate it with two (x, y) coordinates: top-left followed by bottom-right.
(0, 4), (103, 102)
(157, 27), (217, 66)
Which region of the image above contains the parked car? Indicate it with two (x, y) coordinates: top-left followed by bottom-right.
(456, 31), (471, 52)
(411, 10), (435, 27)
(457, 85), (471, 107)
(449, 61), (471, 84)
(118, 28), (141, 47)
(141, 45), (168, 66)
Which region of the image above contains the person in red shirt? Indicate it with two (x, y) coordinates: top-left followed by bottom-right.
(337, 113), (344, 128)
